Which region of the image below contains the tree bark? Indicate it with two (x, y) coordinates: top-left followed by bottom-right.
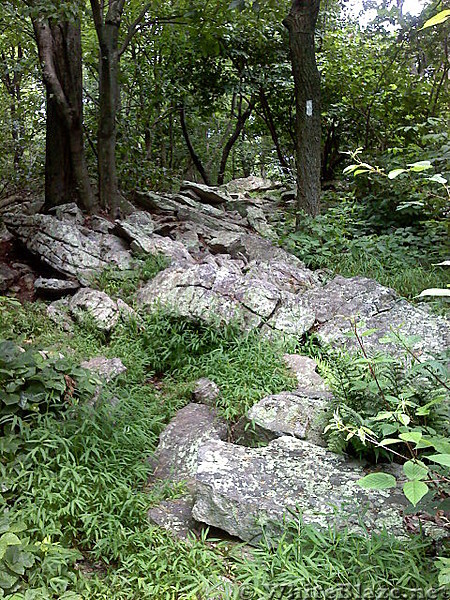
(258, 88), (291, 176)
(179, 105), (211, 185)
(283, 0), (321, 223)
(33, 18), (95, 212)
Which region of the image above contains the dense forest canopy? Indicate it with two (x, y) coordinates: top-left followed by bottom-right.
(0, 0), (448, 214)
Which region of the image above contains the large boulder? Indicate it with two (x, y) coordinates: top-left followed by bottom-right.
(192, 436), (406, 544)
(3, 212), (132, 284)
(68, 288), (134, 333)
(305, 276), (450, 357)
(224, 176), (279, 194)
(137, 260), (316, 337)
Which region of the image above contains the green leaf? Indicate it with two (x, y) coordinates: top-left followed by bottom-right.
(403, 480), (429, 506)
(357, 473), (397, 490)
(0, 534), (21, 560)
(421, 9), (450, 29)
(399, 432), (422, 444)
(407, 160), (432, 171)
(403, 461), (428, 481)
(387, 168), (407, 179)
(418, 288), (450, 298)
(379, 438), (401, 446)
(427, 454), (450, 467)
(398, 413), (410, 426)
(428, 174), (447, 184)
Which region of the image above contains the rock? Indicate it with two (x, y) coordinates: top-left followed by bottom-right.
(192, 436), (406, 545)
(81, 356), (127, 382)
(209, 232), (242, 255)
(69, 288), (134, 333)
(193, 378), (220, 406)
(46, 299), (73, 332)
(281, 189), (296, 203)
(246, 206), (276, 238)
(229, 233), (310, 269)
(304, 276), (450, 357)
(34, 277), (80, 298)
(148, 498), (197, 540)
(137, 260), (316, 337)
(283, 354), (328, 392)
(0, 263), (19, 292)
(174, 225), (201, 253)
(244, 260), (318, 294)
(181, 181), (230, 205)
(115, 211), (155, 242)
(3, 212), (132, 284)
(134, 190), (180, 214)
(89, 216), (115, 234)
(247, 390), (330, 446)
(151, 403), (228, 483)
(50, 202), (83, 225)
(224, 176), (278, 194)
(132, 234), (194, 265)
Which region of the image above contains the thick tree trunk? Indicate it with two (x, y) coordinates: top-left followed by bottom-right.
(98, 25), (120, 213)
(33, 18), (95, 212)
(283, 0), (321, 223)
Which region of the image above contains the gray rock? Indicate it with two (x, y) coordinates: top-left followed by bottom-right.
(283, 354), (328, 392)
(46, 299), (73, 332)
(247, 390), (330, 446)
(134, 190), (179, 214)
(174, 225), (201, 253)
(151, 403), (228, 483)
(193, 378), (220, 406)
(115, 211), (155, 241)
(69, 288), (134, 333)
(305, 276), (450, 357)
(224, 176), (278, 194)
(3, 212), (132, 284)
(281, 189), (296, 203)
(192, 436), (406, 544)
(246, 205), (276, 238)
(244, 260), (318, 294)
(90, 216), (115, 234)
(209, 232), (242, 255)
(50, 202), (83, 225)
(131, 234), (194, 265)
(148, 498), (197, 540)
(0, 263), (19, 292)
(137, 260), (316, 337)
(34, 277), (80, 297)
(81, 356), (127, 382)
(181, 181), (230, 205)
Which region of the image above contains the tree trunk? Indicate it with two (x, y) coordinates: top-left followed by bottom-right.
(217, 96), (256, 185)
(33, 18), (95, 212)
(98, 24), (120, 213)
(179, 105), (211, 185)
(283, 0), (321, 223)
(258, 88), (291, 177)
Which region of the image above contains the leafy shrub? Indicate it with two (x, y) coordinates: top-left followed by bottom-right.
(0, 517), (35, 596)
(0, 341), (96, 427)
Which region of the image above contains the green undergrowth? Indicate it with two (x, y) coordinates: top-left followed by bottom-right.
(0, 297), (446, 598)
(279, 196), (448, 309)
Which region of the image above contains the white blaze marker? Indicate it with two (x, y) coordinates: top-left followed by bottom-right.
(306, 100), (313, 116)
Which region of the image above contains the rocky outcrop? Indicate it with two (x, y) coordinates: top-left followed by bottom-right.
(192, 436), (406, 545)
(80, 356), (127, 382)
(307, 276), (450, 357)
(34, 277), (80, 297)
(137, 259), (316, 337)
(180, 181), (230, 205)
(65, 288), (134, 333)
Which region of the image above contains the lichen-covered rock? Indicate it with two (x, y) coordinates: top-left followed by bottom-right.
(3, 212), (132, 284)
(50, 202), (83, 225)
(81, 356), (127, 382)
(192, 436), (406, 544)
(69, 288), (134, 333)
(283, 354), (328, 392)
(115, 211), (155, 242)
(224, 176), (278, 194)
(132, 234), (194, 265)
(305, 276), (450, 357)
(137, 260), (316, 337)
(151, 403), (228, 483)
(247, 390), (329, 446)
(181, 181), (230, 205)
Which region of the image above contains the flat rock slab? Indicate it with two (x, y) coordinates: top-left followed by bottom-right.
(3, 212), (132, 284)
(192, 437), (406, 545)
(34, 277), (80, 297)
(181, 181), (230, 205)
(306, 276), (450, 357)
(247, 390), (330, 446)
(151, 403), (228, 483)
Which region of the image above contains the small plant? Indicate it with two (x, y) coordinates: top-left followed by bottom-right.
(0, 517), (35, 595)
(0, 340), (96, 427)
